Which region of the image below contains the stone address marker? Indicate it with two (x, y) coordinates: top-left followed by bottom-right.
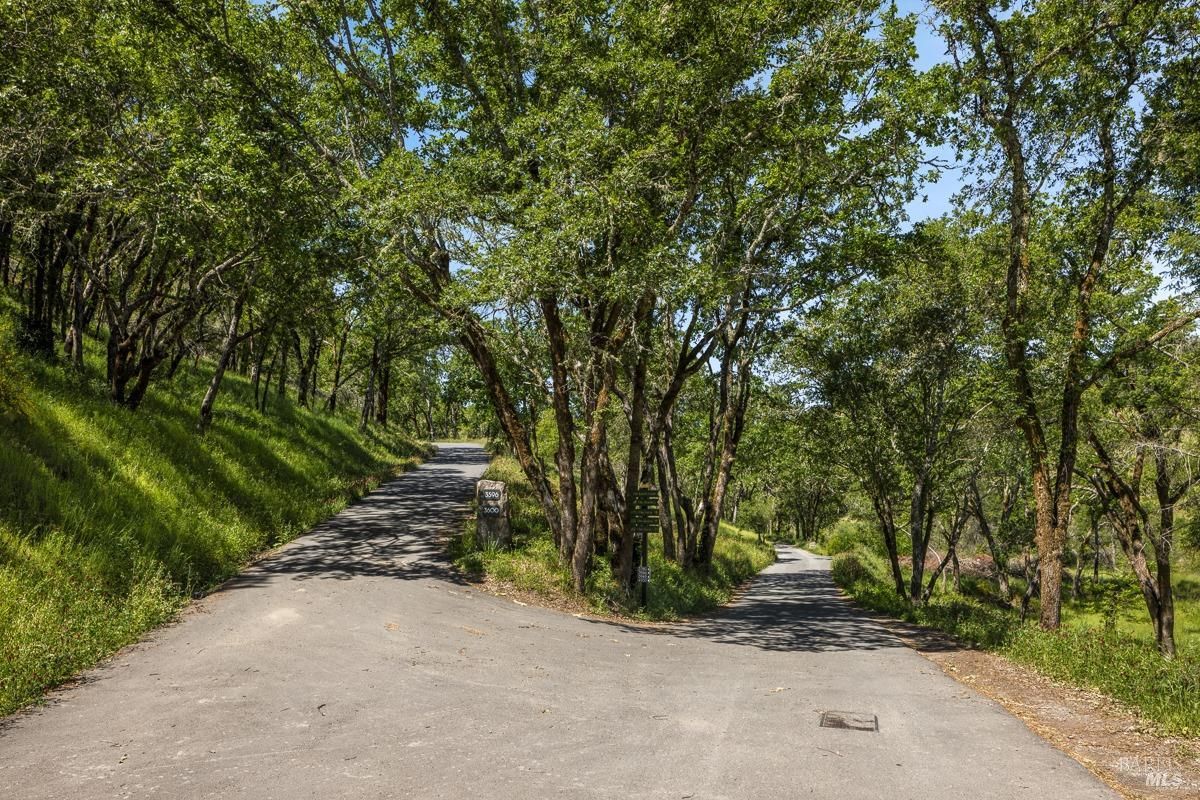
(475, 479), (510, 548)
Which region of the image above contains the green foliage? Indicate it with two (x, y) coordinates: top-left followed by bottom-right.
(1061, 572), (1200, 644)
(1006, 627), (1200, 738)
(0, 306), (26, 418)
(0, 321), (429, 716)
(824, 517), (878, 556)
(830, 542), (1200, 736)
(452, 456), (775, 620)
(641, 527), (776, 621)
(1183, 516), (1200, 552)
(830, 551), (869, 586)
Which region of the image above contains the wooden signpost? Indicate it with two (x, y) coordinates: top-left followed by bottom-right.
(630, 487), (658, 608)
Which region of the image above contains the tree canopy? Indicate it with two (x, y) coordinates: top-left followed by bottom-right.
(3, 0), (1200, 649)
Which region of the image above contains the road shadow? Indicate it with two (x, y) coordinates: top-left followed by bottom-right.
(586, 547), (964, 654)
(217, 444), (490, 591)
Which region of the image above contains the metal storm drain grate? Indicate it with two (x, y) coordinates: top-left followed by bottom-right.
(819, 710), (879, 732)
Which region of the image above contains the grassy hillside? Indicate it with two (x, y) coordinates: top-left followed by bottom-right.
(1059, 556), (1200, 644)
(827, 538), (1200, 736)
(451, 455), (776, 620)
(0, 309), (429, 716)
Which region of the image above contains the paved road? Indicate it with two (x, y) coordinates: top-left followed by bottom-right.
(1, 443), (1114, 799)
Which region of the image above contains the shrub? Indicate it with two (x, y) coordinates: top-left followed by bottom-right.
(831, 551), (869, 586)
(824, 517), (875, 555)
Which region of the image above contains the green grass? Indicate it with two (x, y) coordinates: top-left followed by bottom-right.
(830, 544), (1200, 737)
(451, 456), (776, 620)
(0, 306), (430, 716)
(1059, 567), (1200, 644)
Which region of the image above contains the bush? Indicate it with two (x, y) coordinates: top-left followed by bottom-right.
(824, 517), (875, 555)
(831, 551), (869, 586)
(1180, 515), (1200, 553)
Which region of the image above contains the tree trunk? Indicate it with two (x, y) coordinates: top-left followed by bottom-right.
(1088, 436), (1165, 650)
(297, 331), (319, 407)
(908, 465), (933, 604)
(26, 219), (57, 355)
(923, 496), (969, 603)
(660, 419), (693, 566)
(376, 350), (391, 427)
(198, 292), (247, 432)
(867, 478), (906, 599)
(1019, 552), (1040, 624)
(276, 331), (289, 398)
(360, 338), (378, 430)
(165, 337), (187, 380)
(970, 477), (1013, 601)
(123, 345), (167, 411)
(617, 296), (653, 590)
(655, 446), (676, 562)
(65, 261), (86, 368)
(574, 369), (616, 593)
(541, 296), (578, 559)
(988, 77), (1075, 632)
(1071, 540), (1085, 600)
(326, 321), (350, 413)
(0, 214), (12, 286)
(251, 326), (274, 408)
(258, 348), (276, 413)
(455, 317), (563, 546)
(1152, 447), (1179, 658)
(698, 352), (753, 569)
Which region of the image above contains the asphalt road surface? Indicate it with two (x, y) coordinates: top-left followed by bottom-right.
(1, 443), (1115, 799)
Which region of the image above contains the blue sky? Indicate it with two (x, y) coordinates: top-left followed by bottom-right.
(897, 0), (962, 224)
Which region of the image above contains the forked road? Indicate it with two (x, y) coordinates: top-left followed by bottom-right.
(2, 443), (1114, 799)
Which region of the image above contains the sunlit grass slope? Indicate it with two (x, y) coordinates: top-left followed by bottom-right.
(827, 537), (1200, 737)
(0, 308), (429, 715)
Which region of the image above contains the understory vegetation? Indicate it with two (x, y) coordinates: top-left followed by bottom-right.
(0, 308), (428, 716)
(452, 456), (775, 620)
(825, 529), (1200, 736)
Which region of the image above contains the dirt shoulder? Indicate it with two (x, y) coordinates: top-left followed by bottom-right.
(878, 618), (1200, 799)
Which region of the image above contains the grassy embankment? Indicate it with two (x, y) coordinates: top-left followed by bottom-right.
(0, 307), (429, 716)
(451, 455), (776, 620)
(819, 520), (1200, 737)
